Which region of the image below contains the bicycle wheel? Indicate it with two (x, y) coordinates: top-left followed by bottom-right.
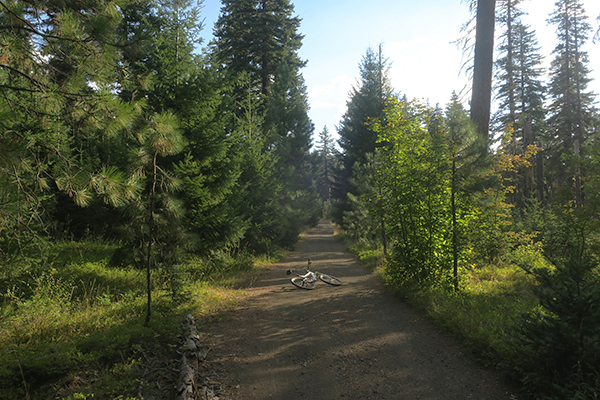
(291, 277), (316, 289)
(317, 273), (342, 286)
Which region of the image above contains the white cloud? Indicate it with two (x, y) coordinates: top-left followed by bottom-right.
(308, 74), (355, 133)
(387, 34), (468, 106)
(309, 75), (354, 105)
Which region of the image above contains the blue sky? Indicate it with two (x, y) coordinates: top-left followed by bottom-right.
(198, 0), (600, 143)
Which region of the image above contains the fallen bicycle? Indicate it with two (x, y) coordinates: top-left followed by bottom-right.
(286, 258), (342, 289)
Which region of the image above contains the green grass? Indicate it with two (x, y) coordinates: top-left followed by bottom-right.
(339, 225), (600, 398)
(0, 242), (272, 400)
(334, 230), (548, 386)
(405, 264), (539, 368)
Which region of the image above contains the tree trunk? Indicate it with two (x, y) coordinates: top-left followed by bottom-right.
(523, 116), (534, 200)
(573, 12), (584, 206)
(452, 159), (458, 292)
(379, 185), (387, 257)
(536, 148), (545, 203)
(144, 152), (158, 327)
(470, 0), (497, 148)
(506, 0), (516, 130)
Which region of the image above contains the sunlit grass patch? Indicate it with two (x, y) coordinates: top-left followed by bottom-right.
(0, 242), (264, 400)
(175, 280), (250, 320)
(464, 263), (537, 299)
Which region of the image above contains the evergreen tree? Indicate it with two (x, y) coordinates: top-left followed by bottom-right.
(265, 58), (318, 237)
(174, 65), (244, 254)
(338, 45), (392, 170)
(494, 5), (547, 205)
(334, 45), (392, 226)
(547, 0), (596, 205)
(0, 0), (141, 262)
(344, 149), (388, 255)
(515, 23), (548, 203)
(212, 0), (304, 97)
(111, 112), (185, 326)
(211, 0), (319, 250)
(116, 0), (244, 254)
(314, 126), (335, 202)
(517, 259), (600, 398)
(470, 0), (497, 145)
(232, 78), (287, 252)
(494, 0), (525, 135)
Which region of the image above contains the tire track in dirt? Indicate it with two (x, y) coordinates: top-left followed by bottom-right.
(204, 220), (519, 400)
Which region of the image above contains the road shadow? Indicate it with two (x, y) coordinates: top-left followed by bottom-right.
(206, 220), (521, 400)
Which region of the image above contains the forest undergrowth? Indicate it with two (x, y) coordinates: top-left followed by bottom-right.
(337, 230), (600, 400)
(0, 242), (278, 400)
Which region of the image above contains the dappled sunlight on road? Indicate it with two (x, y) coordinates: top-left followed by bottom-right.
(206, 220), (519, 400)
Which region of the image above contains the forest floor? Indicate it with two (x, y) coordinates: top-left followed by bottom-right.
(201, 220), (521, 400)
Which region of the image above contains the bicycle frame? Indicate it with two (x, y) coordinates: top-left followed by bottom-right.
(288, 269), (317, 282)
(287, 269), (319, 283)
(286, 258), (342, 289)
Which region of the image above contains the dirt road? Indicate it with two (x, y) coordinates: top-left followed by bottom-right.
(205, 220), (519, 400)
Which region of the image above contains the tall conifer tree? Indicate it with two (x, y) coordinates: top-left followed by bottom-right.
(213, 0), (304, 98)
(0, 0), (142, 259)
(494, 3), (547, 204)
(495, 0), (524, 134)
(314, 126), (336, 202)
(470, 0), (497, 146)
(116, 0), (243, 254)
(334, 45), (392, 225)
(547, 0), (595, 205)
(211, 0), (318, 250)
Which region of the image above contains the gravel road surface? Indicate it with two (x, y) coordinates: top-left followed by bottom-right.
(204, 220), (519, 400)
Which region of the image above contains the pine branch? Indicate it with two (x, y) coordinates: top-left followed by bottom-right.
(0, 63), (45, 89)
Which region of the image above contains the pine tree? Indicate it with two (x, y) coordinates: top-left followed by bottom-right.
(174, 65), (244, 254)
(470, 0), (497, 145)
(516, 23), (547, 203)
(211, 0), (319, 250)
(334, 45), (392, 225)
(314, 126), (335, 202)
(232, 77), (287, 252)
(213, 0), (304, 97)
(114, 112), (185, 326)
(212, 0), (313, 157)
(547, 0), (596, 205)
(494, 0), (525, 134)
(0, 0), (142, 261)
(338, 45), (392, 169)
(268, 59), (319, 234)
(494, 5), (547, 204)
(116, 0), (244, 254)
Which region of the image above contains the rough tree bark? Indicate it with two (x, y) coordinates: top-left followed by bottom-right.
(470, 0), (497, 149)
